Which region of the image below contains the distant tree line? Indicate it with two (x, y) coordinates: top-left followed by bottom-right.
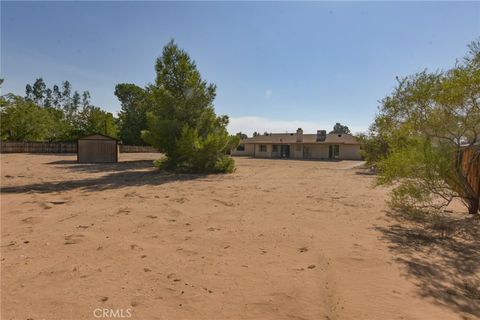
(1, 78), (116, 141)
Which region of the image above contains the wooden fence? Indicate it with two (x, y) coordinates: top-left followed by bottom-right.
(119, 145), (158, 153)
(0, 142), (158, 153)
(461, 146), (480, 201)
(0, 142), (77, 153)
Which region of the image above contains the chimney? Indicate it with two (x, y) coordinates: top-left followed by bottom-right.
(296, 128), (303, 142)
(316, 130), (326, 142)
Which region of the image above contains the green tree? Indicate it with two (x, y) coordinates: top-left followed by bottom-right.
(329, 122), (351, 134)
(358, 117), (391, 165)
(236, 132), (248, 139)
(44, 88), (53, 108)
(72, 91), (81, 109)
(141, 40), (239, 173)
(61, 80), (72, 114)
(20, 78), (118, 141)
(25, 84), (33, 101)
(370, 40), (480, 215)
(32, 78), (46, 105)
(115, 83), (148, 145)
(82, 91), (91, 108)
(52, 85), (62, 108)
(78, 106), (118, 138)
(0, 94), (55, 141)
(62, 81), (71, 100)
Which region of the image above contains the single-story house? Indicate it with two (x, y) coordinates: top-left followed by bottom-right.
(232, 128), (362, 160)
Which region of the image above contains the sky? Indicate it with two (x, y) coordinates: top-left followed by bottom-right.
(1, 1), (479, 135)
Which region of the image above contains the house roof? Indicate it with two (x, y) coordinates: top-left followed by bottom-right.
(240, 133), (360, 145)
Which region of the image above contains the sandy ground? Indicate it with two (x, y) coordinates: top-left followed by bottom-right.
(1, 153), (478, 320)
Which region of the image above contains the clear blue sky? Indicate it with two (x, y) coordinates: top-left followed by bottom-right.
(1, 1), (479, 134)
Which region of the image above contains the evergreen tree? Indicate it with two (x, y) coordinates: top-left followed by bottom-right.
(142, 40), (239, 173)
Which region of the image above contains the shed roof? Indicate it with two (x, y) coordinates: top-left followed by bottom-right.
(78, 133), (119, 141)
(240, 133), (360, 145)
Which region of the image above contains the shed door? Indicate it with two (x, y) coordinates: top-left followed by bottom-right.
(78, 140), (117, 163)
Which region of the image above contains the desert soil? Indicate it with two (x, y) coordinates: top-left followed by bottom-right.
(1, 153), (478, 320)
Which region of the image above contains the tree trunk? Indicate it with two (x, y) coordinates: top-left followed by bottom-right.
(467, 197), (479, 215)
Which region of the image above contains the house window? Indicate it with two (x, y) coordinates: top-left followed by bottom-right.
(272, 145), (278, 152)
(260, 144), (267, 152)
(236, 144), (245, 151)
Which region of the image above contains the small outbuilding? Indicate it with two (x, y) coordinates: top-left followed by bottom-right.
(77, 134), (119, 163)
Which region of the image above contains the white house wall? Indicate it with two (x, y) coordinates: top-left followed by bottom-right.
(254, 144), (271, 158)
(339, 144), (362, 160)
(231, 143), (255, 156)
(232, 143), (362, 160)
(304, 144), (329, 159)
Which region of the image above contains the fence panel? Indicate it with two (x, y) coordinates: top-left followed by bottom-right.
(461, 147), (480, 199)
(119, 145), (158, 153)
(0, 142), (158, 153)
(0, 142), (77, 153)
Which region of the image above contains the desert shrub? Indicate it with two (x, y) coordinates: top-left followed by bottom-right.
(366, 40), (480, 215)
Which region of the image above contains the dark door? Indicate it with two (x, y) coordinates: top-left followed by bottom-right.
(281, 145), (290, 158)
(329, 145), (339, 159)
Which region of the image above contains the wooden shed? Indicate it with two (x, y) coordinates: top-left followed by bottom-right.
(77, 134), (119, 163)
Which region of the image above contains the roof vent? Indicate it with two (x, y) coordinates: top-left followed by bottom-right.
(316, 130), (326, 142)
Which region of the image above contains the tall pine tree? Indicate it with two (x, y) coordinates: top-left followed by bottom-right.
(141, 40), (239, 173)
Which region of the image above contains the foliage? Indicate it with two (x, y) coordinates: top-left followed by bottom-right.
(141, 40), (239, 173)
(77, 106), (118, 138)
(0, 94), (55, 141)
(1, 78), (118, 142)
(115, 83), (149, 145)
(368, 40), (480, 215)
(25, 78), (91, 113)
(236, 132), (248, 139)
(358, 118), (391, 165)
(329, 122), (351, 134)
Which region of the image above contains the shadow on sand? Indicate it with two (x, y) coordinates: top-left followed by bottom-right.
(1, 160), (209, 193)
(374, 212), (480, 317)
(46, 159), (155, 173)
